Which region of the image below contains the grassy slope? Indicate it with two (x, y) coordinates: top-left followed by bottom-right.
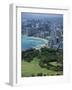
(21, 58), (62, 77)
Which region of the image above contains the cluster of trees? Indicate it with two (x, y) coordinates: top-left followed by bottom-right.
(22, 48), (40, 62)
(22, 73), (48, 77)
(39, 48), (63, 71)
(22, 47), (63, 72)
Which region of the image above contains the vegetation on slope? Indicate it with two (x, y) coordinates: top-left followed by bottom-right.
(21, 47), (63, 77)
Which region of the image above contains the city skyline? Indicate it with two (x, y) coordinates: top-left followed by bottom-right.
(21, 12), (63, 21)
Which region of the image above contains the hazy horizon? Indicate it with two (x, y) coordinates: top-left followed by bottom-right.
(21, 12), (63, 22)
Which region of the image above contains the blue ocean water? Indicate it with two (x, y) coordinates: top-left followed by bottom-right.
(21, 36), (48, 51)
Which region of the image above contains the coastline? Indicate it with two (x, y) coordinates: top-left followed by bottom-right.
(22, 35), (48, 50)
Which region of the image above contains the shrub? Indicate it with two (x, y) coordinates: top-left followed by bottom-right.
(31, 74), (35, 77)
(43, 74), (47, 76)
(37, 73), (43, 76)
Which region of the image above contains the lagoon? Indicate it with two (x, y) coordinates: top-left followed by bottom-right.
(21, 36), (48, 51)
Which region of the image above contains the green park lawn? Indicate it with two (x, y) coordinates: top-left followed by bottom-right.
(21, 57), (63, 77)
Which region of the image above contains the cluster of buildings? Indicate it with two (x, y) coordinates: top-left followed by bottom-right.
(22, 19), (63, 49)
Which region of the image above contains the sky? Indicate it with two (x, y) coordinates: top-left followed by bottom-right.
(21, 12), (63, 21)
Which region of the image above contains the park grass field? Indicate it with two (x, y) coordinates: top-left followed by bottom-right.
(21, 57), (63, 77)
